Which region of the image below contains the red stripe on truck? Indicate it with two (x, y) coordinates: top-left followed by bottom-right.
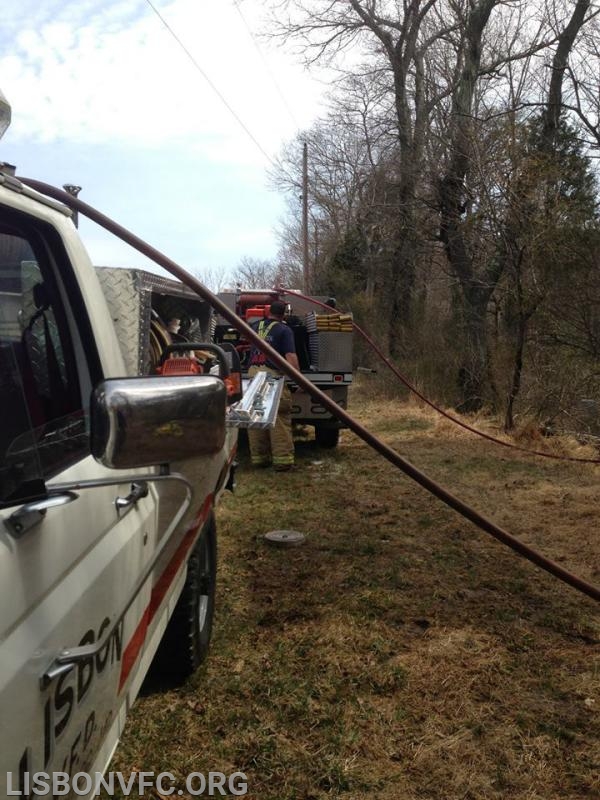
(118, 493), (214, 692)
(118, 607), (150, 692)
(148, 494), (213, 620)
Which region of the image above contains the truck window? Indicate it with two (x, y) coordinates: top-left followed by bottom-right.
(0, 223), (87, 507)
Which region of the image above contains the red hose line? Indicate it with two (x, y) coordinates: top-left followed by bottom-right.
(19, 177), (600, 605)
(281, 287), (600, 465)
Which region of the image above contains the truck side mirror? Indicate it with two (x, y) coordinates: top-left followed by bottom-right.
(91, 375), (226, 469)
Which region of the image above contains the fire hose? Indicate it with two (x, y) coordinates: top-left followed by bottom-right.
(19, 178), (600, 605)
(280, 288), (600, 465)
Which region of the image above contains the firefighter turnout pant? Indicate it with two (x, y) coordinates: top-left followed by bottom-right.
(247, 366), (294, 468)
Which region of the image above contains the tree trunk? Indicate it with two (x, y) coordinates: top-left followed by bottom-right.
(542, 0), (591, 148)
(387, 205), (417, 357)
(455, 289), (491, 413)
(438, 0), (499, 409)
(504, 314), (528, 431)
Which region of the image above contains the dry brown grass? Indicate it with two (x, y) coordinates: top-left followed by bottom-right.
(109, 383), (600, 800)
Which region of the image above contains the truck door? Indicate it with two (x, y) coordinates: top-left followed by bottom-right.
(0, 209), (156, 793)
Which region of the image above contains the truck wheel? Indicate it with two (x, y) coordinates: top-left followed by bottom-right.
(315, 425), (340, 449)
(152, 514), (217, 685)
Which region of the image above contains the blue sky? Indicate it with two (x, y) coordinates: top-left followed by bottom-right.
(0, 0), (327, 285)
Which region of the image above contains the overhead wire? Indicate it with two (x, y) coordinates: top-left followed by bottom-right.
(233, 1), (301, 130)
(142, 0), (303, 190)
(143, 0), (278, 168)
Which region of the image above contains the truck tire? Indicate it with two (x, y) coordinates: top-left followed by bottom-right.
(315, 425), (340, 449)
(152, 514), (217, 685)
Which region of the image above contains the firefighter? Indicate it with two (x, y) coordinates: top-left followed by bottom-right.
(248, 300), (299, 471)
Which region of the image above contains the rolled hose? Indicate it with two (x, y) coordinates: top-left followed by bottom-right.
(19, 177), (600, 604)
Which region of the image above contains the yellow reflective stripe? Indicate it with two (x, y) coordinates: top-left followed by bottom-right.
(273, 455), (294, 465)
(257, 320), (277, 340)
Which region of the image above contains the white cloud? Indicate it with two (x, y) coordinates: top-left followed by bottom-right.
(0, 0), (332, 272)
(0, 0), (328, 163)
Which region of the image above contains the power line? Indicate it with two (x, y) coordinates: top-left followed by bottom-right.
(233, 1), (301, 130)
(143, 0), (278, 168)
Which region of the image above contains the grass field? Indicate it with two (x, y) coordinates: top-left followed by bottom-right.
(110, 382), (600, 799)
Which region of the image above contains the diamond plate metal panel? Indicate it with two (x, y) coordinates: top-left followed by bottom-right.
(96, 268), (146, 376)
(310, 332), (353, 372)
(96, 267), (214, 376)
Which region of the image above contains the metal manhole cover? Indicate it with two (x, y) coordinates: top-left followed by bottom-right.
(264, 530), (306, 547)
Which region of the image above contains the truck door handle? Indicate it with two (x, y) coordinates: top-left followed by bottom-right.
(115, 481), (149, 516)
(4, 491), (79, 537)
(40, 473), (193, 691)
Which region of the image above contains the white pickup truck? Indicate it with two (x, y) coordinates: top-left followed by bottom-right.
(0, 95), (272, 796)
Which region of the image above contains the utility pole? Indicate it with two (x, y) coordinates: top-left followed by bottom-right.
(302, 142), (309, 293)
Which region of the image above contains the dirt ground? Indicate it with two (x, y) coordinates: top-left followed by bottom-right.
(110, 382), (600, 799)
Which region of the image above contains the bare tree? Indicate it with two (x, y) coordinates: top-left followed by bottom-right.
(266, 0), (457, 353)
(435, 0), (595, 412)
(496, 0), (595, 426)
(192, 265), (232, 293)
(436, 0), (505, 411)
(542, 0), (593, 147)
(264, 0), (600, 425)
(231, 255), (303, 290)
(562, 7), (600, 148)
(271, 107), (388, 281)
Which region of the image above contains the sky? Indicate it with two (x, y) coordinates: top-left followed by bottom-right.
(0, 0), (328, 285)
